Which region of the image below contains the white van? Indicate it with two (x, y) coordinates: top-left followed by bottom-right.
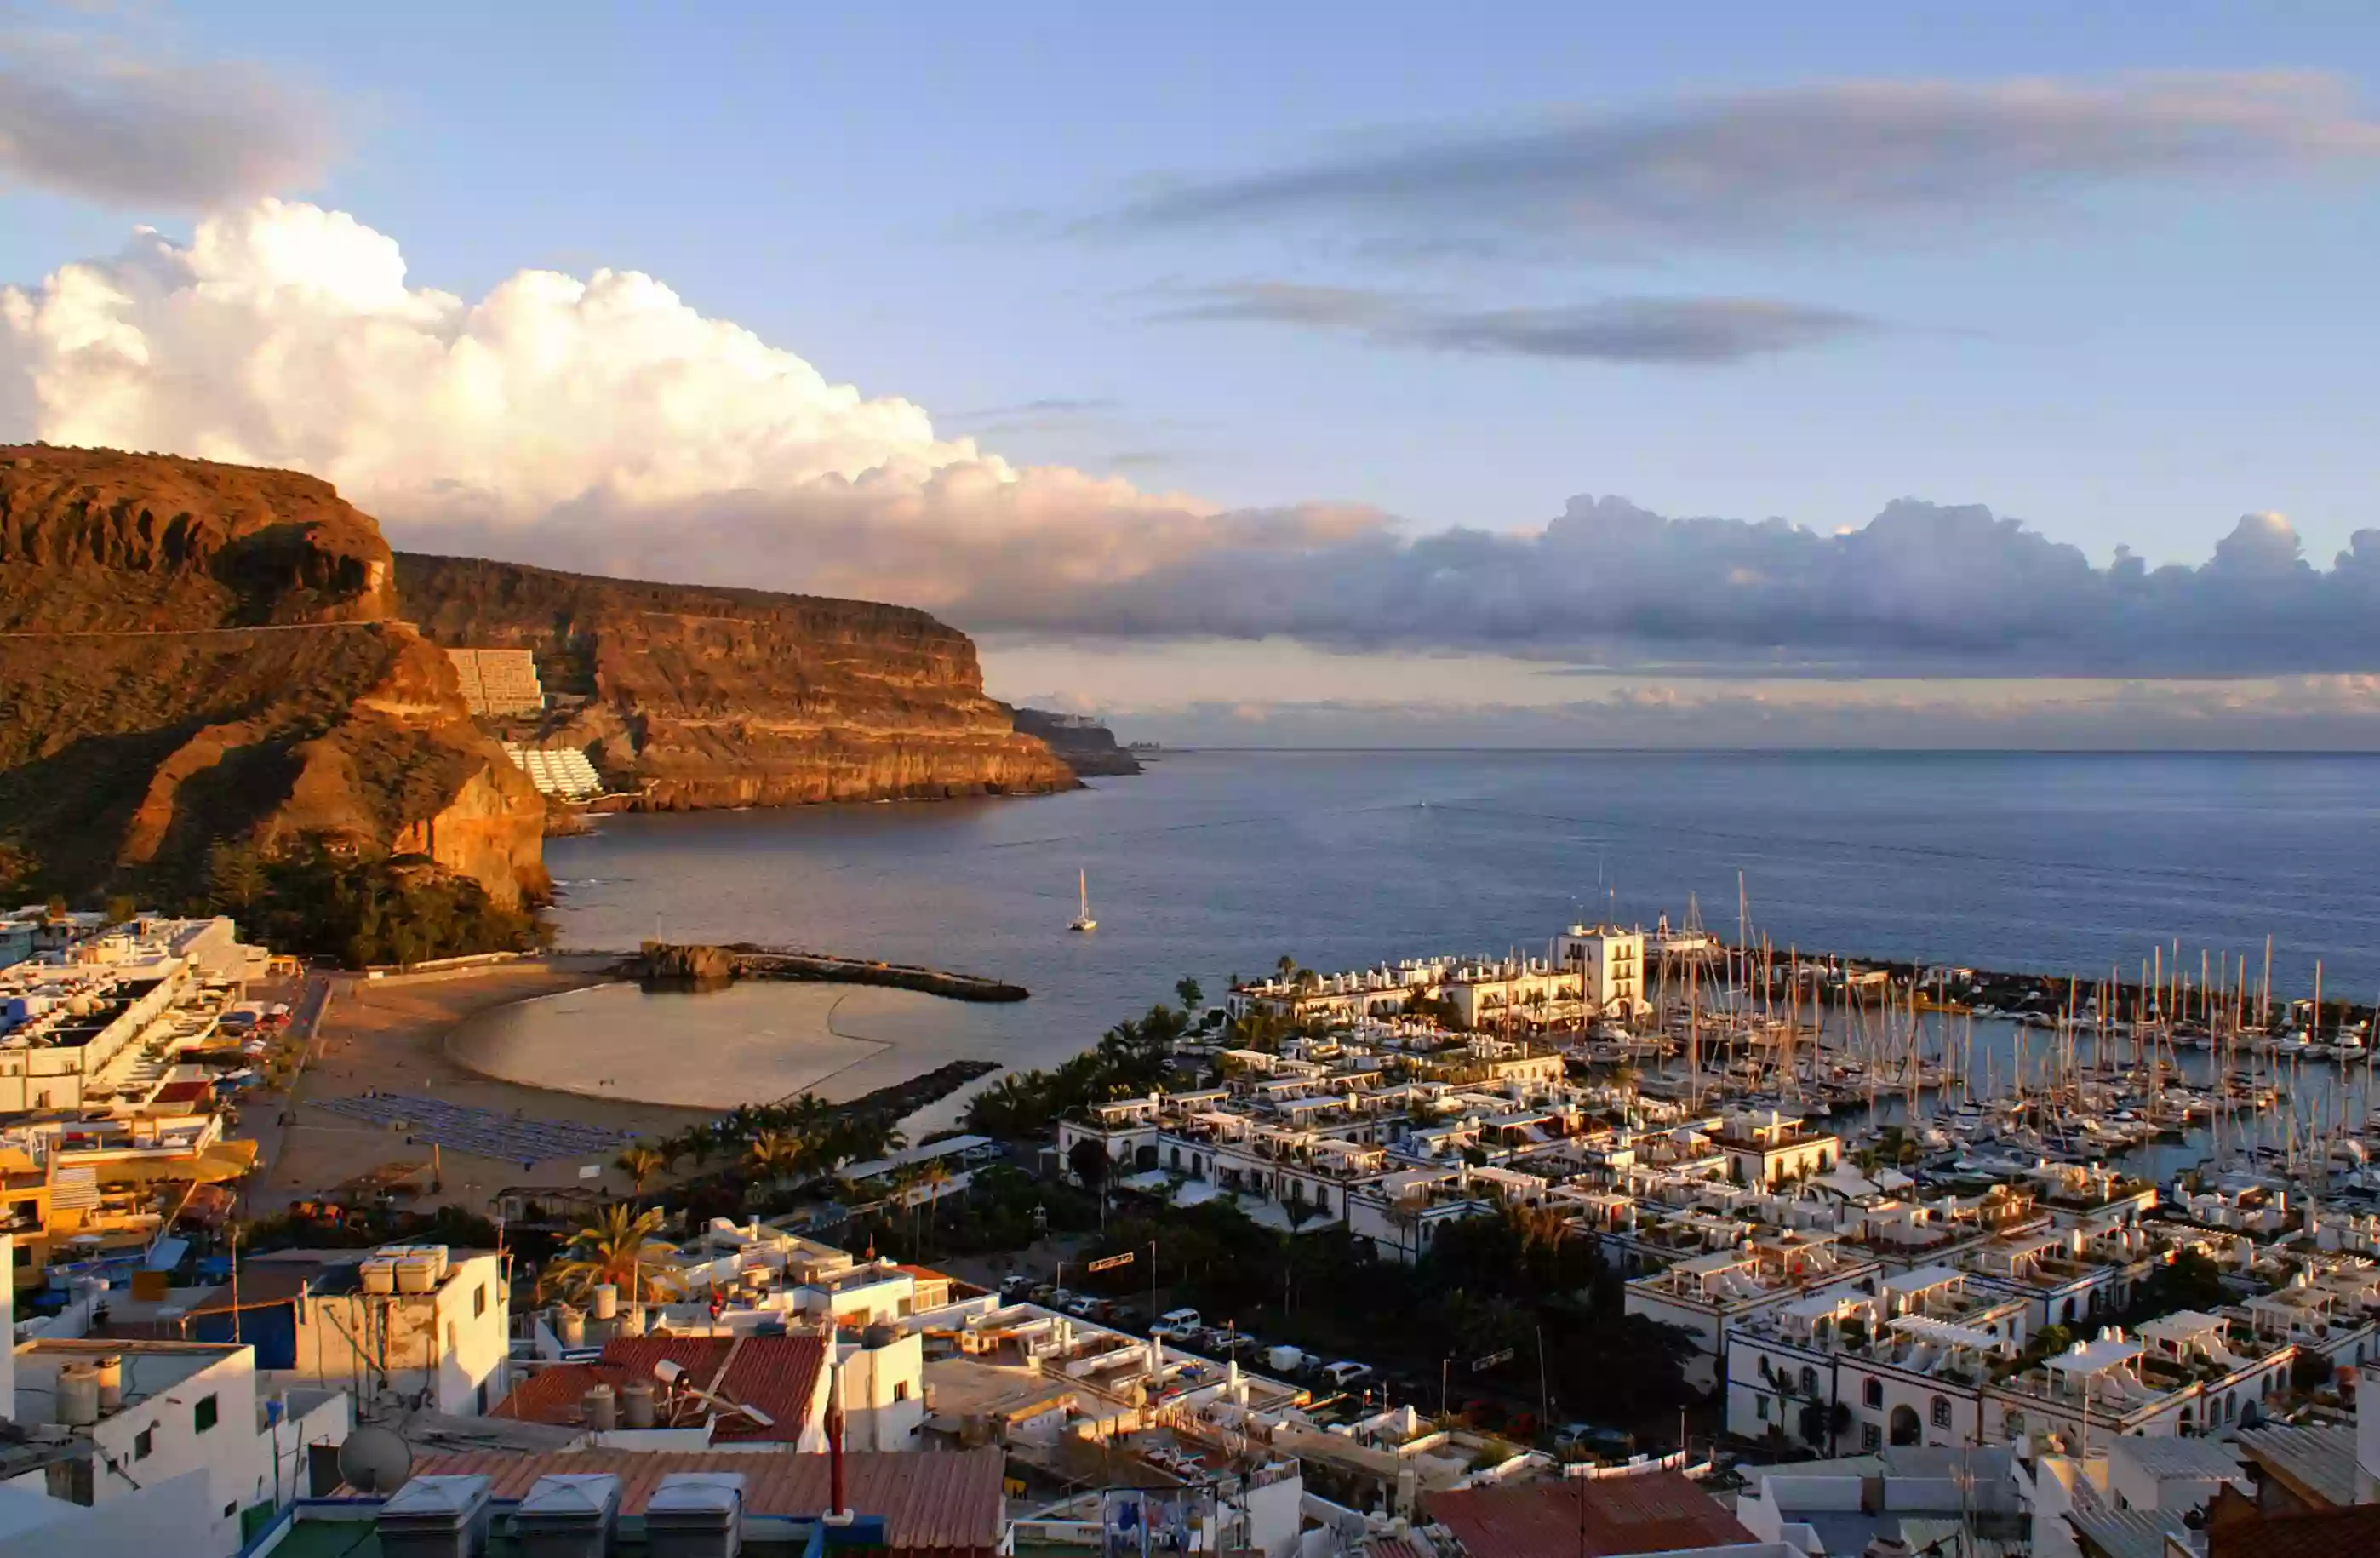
(1321, 1360), (1373, 1390)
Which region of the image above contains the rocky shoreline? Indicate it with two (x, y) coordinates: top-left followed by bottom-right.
(626, 942), (1030, 1002)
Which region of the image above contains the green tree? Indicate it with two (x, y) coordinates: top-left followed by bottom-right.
(541, 1204), (683, 1303)
(206, 840), (270, 913)
(615, 1144), (666, 1195)
(1176, 977), (1204, 1011)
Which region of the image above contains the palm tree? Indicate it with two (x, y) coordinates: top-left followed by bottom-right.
(746, 1131), (804, 1191)
(914, 1158), (953, 1251)
(1176, 977), (1204, 1012)
(543, 1204), (684, 1303)
(615, 1143), (665, 1195)
(1276, 954), (1297, 983)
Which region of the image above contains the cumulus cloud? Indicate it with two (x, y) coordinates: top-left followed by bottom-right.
(0, 33), (333, 208)
(5, 200), (2378, 682)
(960, 494), (2380, 676)
(1103, 71), (2380, 255)
(1158, 282), (1875, 364)
(0, 199), (1371, 610)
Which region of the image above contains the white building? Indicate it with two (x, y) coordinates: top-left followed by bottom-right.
(249, 1245), (510, 1415)
(1556, 924), (1647, 1017)
(1718, 1111), (1842, 1189)
(9, 1337), (296, 1557)
(1625, 1232), (1881, 1392)
(1725, 1264), (2028, 1453)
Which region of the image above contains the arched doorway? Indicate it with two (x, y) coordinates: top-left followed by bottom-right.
(1889, 1404), (1922, 1446)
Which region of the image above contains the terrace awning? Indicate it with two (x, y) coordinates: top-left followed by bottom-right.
(85, 1139), (259, 1185)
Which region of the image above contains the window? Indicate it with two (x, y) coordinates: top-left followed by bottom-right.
(893, 1380), (910, 1403)
(1799, 1366), (1817, 1397)
(1756, 1395), (1771, 1422)
(474, 1285), (488, 1319)
(133, 1428), (153, 1460)
(1931, 1395), (1953, 1429)
(194, 1394), (219, 1434)
(1860, 1423), (1882, 1451)
(1864, 1378), (1884, 1408)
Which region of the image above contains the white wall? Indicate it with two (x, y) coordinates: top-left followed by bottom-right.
(283, 1252), (507, 1414)
(838, 1336), (924, 1451)
(0, 1469), (216, 1558)
(14, 1347), (265, 1558)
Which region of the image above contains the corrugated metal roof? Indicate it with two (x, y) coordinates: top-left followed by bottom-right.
(405, 1447), (1003, 1555)
(2108, 1434), (2249, 1481)
(2064, 1500), (2192, 1558)
(2236, 1422), (2360, 1509)
(1427, 1471), (1749, 1558)
(490, 1334), (824, 1444)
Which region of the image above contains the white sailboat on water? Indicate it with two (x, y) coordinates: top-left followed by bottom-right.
(1070, 867), (1097, 932)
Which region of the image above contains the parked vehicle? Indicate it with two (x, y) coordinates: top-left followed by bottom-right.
(1151, 1308), (1202, 1337)
(1321, 1360), (1374, 1390)
(998, 1274), (1034, 1301)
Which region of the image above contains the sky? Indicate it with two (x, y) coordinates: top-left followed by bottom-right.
(4, 1), (2380, 746)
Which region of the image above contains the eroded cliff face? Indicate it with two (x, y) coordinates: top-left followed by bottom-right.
(0, 447), (546, 904)
(393, 553), (1079, 808)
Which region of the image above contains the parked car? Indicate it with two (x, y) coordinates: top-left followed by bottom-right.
(1554, 1423), (1637, 1458)
(1045, 1288), (1079, 1310)
(1152, 1307), (1203, 1337)
(998, 1274), (1035, 1301)
(1321, 1360), (1374, 1391)
(1027, 1283), (1058, 1304)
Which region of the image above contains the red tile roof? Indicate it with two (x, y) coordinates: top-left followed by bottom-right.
(2211, 1504), (2380, 1558)
(489, 1333), (825, 1444)
(406, 1448), (1004, 1556)
(1427, 1471), (1750, 1558)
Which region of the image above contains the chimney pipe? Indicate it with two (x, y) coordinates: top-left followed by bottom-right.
(824, 1354), (851, 1525)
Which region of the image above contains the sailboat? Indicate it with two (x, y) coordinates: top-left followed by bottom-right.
(1069, 868), (1097, 932)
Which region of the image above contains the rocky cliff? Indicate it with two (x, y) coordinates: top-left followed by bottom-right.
(1012, 708), (1143, 776)
(394, 553), (1078, 808)
(0, 447), (547, 905)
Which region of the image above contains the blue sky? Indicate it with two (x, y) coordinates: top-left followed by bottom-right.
(5, 2), (2380, 741)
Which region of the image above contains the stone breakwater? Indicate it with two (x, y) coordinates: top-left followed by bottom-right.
(628, 942), (1029, 1002)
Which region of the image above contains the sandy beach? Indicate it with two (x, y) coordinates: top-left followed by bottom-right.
(253, 961), (713, 1217)
(445, 978), (1012, 1110)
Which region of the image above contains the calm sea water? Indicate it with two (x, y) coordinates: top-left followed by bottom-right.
(541, 752), (2380, 1115)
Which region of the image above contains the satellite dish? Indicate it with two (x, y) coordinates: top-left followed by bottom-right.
(338, 1423), (415, 1494)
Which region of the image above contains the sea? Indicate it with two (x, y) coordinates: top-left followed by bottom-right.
(531, 751), (2380, 1134)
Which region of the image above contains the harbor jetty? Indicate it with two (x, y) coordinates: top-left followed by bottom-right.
(628, 941), (1030, 1002)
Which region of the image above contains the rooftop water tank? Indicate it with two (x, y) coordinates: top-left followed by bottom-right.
(621, 1380), (656, 1430)
(55, 1363), (100, 1427)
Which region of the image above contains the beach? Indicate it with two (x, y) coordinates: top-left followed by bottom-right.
(254, 962), (711, 1217)
(250, 957), (1016, 1215)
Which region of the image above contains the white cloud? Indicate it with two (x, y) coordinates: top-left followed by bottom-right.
(5, 200), (2379, 686)
(0, 199), (1370, 609)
